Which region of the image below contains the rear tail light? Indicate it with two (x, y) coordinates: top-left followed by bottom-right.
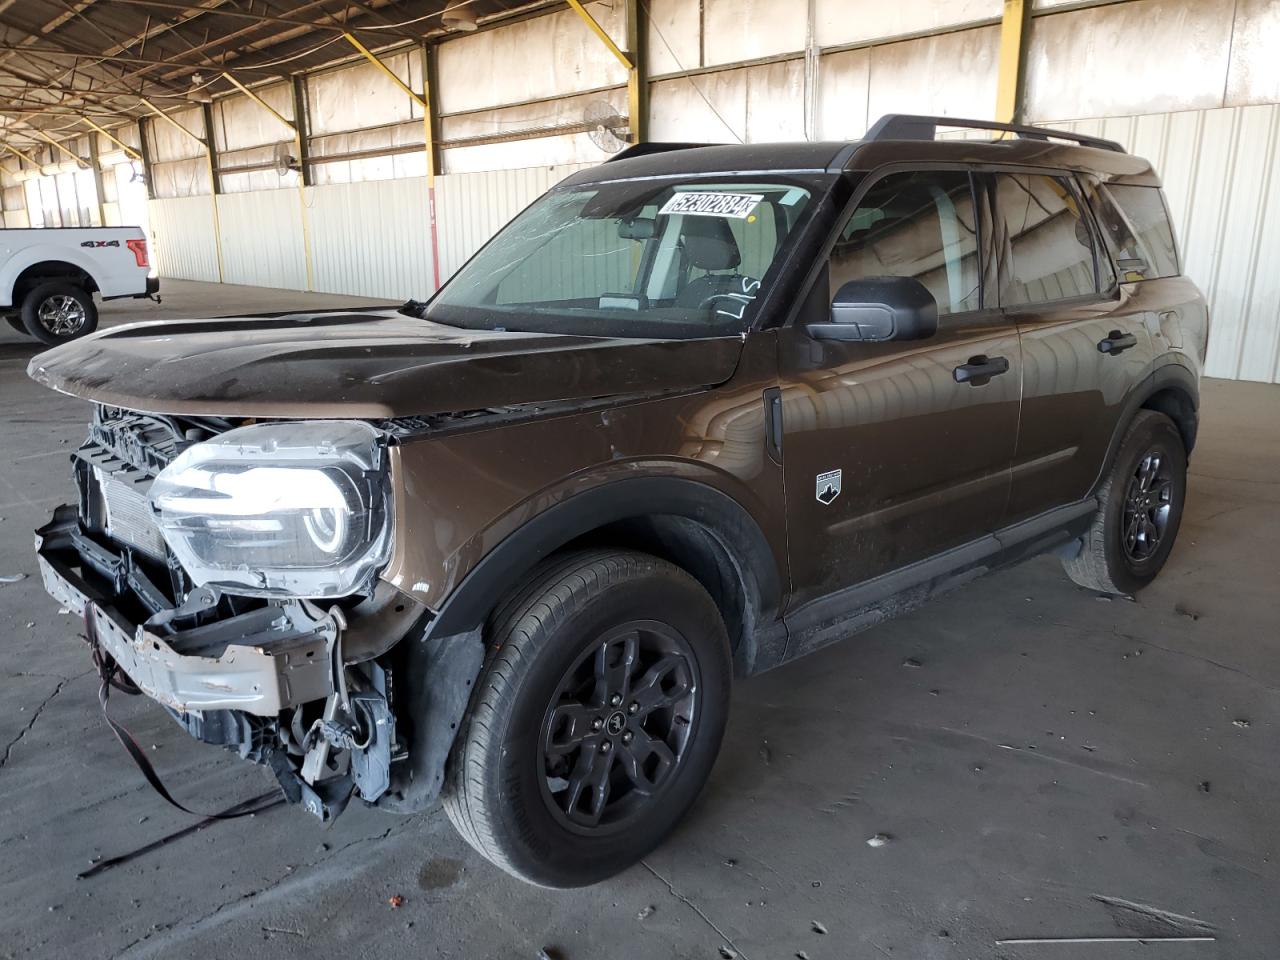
(126, 238), (149, 268)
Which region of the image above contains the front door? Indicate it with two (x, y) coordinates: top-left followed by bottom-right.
(776, 169), (1022, 644)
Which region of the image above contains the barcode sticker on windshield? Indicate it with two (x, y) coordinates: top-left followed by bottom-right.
(660, 192), (763, 219)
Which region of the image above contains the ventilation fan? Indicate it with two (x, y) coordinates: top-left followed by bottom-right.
(272, 142), (301, 176)
(583, 100), (630, 153)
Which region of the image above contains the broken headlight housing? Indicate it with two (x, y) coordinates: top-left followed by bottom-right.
(148, 420), (392, 599)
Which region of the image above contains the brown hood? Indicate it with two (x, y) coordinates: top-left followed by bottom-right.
(26, 309), (745, 418)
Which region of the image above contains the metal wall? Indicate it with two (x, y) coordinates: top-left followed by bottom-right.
(1059, 105), (1280, 384)
(149, 194), (219, 283)
(134, 0), (1280, 383)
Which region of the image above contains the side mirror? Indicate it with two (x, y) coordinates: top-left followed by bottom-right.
(807, 277), (939, 342)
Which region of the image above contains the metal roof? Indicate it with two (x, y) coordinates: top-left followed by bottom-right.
(0, 0), (541, 152)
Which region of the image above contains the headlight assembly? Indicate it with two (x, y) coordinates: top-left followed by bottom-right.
(148, 420), (392, 598)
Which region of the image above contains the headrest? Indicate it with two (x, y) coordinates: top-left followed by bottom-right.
(678, 216), (742, 271)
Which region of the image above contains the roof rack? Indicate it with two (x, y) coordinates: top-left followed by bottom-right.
(862, 114), (1126, 153)
(605, 142), (713, 162)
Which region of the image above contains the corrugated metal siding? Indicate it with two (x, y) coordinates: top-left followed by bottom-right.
(434, 163), (591, 277)
(1059, 104), (1280, 383)
(148, 195), (219, 282)
(308, 177), (432, 300)
(216, 189), (307, 291)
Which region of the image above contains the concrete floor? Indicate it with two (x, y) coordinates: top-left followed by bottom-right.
(2, 280), (1278, 959)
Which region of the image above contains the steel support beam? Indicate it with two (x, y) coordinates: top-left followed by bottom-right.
(86, 129), (109, 226)
(344, 32), (441, 291)
(995, 0), (1030, 124)
(624, 0), (647, 143)
(222, 72), (314, 291)
(141, 97), (224, 282)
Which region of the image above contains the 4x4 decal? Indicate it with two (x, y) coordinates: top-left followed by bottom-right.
(80, 239), (120, 248)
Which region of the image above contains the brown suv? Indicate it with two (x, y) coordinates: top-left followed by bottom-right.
(29, 115), (1206, 887)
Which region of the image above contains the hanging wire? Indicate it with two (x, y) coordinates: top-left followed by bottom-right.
(636, 0), (744, 143)
(360, 0), (484, 30)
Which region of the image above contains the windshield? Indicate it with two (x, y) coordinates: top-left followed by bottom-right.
(422, 176), (824, 339)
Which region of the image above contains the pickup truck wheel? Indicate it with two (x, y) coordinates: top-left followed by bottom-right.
(21, 281), (98, 345)
(442, 549), (731, 887)
(1063, 410), (1187, 596)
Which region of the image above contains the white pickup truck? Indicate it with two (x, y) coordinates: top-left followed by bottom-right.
(2, 226), (158, 345)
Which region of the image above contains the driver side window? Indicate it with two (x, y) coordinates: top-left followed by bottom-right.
(830, 170), (981, 316)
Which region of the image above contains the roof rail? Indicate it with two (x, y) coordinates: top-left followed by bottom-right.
(605, 141), (713, 162)
(862, 114), (1126, 153)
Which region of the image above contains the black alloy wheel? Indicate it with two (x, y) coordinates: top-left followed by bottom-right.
(1121, 448), (1175, 562)
(539, 620), (699, 833)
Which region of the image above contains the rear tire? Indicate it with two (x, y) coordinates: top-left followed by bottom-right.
(20, 281), (98, 345)
(1063, 410), (1187, 595)
(442, 549), (731, 887)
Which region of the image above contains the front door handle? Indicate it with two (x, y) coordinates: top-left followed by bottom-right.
(953, 354), (1010, 387)
(1098, 330), (1138, 355)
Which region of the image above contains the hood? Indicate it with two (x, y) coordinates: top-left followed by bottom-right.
(26, 309), (745, 418)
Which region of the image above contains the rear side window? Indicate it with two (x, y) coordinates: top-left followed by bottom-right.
(993, 173), (1100, 307)
(1090, 183), (1180, 281)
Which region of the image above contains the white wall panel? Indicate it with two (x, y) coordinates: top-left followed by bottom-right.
(1025, 0), (1235, 121)
(308, 177), (432, 301)
(215, 189), (307, 291)
(1226, 0), (1280, 107)
(434, 163), (591, 278)
(647, 0), (702, 75)
(865, 26), (1000, 122)
(148, 195), (219, 282)
(702, 0), (806, 66)
(650, 60), (804, 143)
(817, 48), (871, 139)
(1058, 105), (1280, 384)
(436, 2), (627, 114)
(816, 0), (999, 47)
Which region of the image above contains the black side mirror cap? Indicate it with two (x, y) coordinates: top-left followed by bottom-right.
(807, 276), (939, 342)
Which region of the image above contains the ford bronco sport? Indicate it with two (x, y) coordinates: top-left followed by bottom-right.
(29, 115), (1205, 887)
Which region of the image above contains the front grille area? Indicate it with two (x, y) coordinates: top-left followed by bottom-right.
(72, 406), (238, 570)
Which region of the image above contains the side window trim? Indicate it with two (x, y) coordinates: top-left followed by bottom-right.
(825, 166), (989, 320)
(775, 163), (1004, 331)
(986, 168), (1116, 313)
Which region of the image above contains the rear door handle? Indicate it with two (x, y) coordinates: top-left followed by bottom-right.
(1098, 330), (1138, 355)
(953, 354), (1010, 387)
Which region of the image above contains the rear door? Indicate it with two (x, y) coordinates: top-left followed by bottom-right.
(988, 171), (1154, 525)
(776, 168), (1021, 623)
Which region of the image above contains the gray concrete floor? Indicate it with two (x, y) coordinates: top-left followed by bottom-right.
(2, 280), (1278, 959)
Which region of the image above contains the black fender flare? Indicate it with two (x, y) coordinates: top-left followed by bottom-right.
(425, 475), (783, 639)
(1097, 362), (1200, 490)
(378, 476), (782, 813)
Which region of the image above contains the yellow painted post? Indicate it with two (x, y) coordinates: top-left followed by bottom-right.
(344, 33), (442, 290)
(222, 73), (315, 291)
(566, 0), (642, 142)
(141, 98), (224, 283)
(995, 0), (1029, 125)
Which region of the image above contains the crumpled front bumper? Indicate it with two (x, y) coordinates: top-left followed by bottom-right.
(36, 506), (334, 717)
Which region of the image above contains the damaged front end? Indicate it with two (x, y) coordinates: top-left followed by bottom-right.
(35, 405), (439, 822)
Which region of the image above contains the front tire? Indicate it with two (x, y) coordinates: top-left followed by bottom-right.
(443, 549), (731, 887)
(20, 281), (98, 345)
(1063, 410), (1187, 595)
